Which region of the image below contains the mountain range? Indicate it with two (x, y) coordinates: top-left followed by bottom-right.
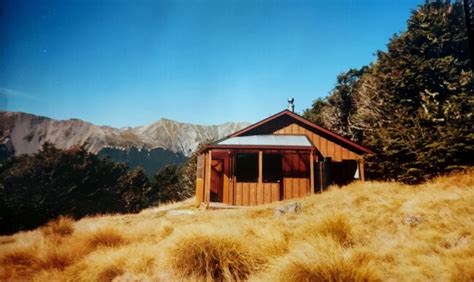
(0, 111), (249, 175)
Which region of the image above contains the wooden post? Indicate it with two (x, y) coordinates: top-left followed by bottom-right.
(309, 150), (314, 194)
(195, 154), (202, 206)
(205, 150), (212, 206)
(319, 162), (324, 193)
(231, 153), (235, 205)
(359, 160), (365, 181)
(258, 150), (263, 192)
(202, 152), (206, 205)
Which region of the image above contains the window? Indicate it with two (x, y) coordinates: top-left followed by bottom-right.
(235, 153), (283, 183)
(263, 154), (282, 183)
(235, 153), (258, 182)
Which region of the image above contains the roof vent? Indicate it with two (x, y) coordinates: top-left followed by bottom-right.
(288, 98), (295, 112)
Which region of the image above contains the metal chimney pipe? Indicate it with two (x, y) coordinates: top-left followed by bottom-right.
(288, 98), (295, 112)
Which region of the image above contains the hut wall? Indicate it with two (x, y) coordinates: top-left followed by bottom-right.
(282, 152), (310, 200)
(274, 123), (360, 161)
(233, 182), (280, 206)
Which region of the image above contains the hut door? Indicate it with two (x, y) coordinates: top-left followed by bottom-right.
(315, 158), (331, 192)
(211, 159), (224, 202)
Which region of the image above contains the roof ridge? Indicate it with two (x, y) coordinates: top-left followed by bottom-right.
(228, 110), (373, 154)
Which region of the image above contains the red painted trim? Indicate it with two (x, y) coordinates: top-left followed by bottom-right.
(229, 110), (373, 154)
(229, 110), (289, 137)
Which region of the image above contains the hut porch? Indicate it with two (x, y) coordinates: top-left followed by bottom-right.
(195, 135), (318, 206)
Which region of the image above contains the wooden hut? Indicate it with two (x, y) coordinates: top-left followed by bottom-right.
(195, 109), (372, 207)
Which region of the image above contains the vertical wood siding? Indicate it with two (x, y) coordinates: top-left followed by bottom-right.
(233, 182), (280, 206)
(282, 152), (310, 200)
(196, 115), (367, 206)
(195, 178), (204, 205)
(273, 123), (361, 161)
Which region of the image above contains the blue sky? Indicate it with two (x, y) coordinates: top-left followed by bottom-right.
(0, 0), (422, 127)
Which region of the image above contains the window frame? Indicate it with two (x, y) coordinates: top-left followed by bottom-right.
(235, 153), (259, 182)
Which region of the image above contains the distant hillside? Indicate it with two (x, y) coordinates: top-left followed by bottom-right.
(0, 111), (249, 174)
(97, 147), (187, 177)
(0, 171), (472, 281)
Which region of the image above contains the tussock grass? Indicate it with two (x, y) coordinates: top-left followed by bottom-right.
(298, 213), (354, 247)
(2, 246), (41, 269)
(265, 237), (380, 282)
(85, 227), (128, 249)
(0, 245), (42, 279)
(0, 171), (472, 281)
(159, 221), (174, 238)
(39, 248), (75, 271)
(42, 215), (75, 237)
(167, 231), (262, 280)
(318, 214), (353, 246)
(64, 244), (160, 281)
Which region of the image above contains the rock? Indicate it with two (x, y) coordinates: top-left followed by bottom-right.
(403, 215), (423, 226)
(0, 111), (249, 157)
(274, 202), (302, 217)
(274, 207), (286, 217)
(167, 210), (194, 216)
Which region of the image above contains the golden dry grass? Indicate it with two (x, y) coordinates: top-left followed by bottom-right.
(0, 170), (473, 281)
(41, 215), (75, 237)
(85, 227), (129, 249)
(264, 237), (381, 282)
(168, 231), (262, 280)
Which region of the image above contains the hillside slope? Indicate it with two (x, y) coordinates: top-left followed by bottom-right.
(0, 172), (473, 281)
(0, 111), (249, 158)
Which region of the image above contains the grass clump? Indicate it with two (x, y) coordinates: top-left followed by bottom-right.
(2, 247), (40, 268)
(159, 221), (174, 238)
(317, 214), (354, 246)
(0, 246), (41, 279)
(298, 213), (354, 247)
(86, 227), (128, 249)
(42, 215), (75, 237)
(269, 237), (380, 282)
(39, 248), (75, 271)
(167, 232), (261, 281)
(97, 265), (124, 282)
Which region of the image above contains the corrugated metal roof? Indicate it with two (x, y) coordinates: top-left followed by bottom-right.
(217, 135), (313, 147)
(228, 109), (373, 154)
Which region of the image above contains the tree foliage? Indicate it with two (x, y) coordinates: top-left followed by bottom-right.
(304, 1), (473, 183)
(0, 143), (196, 234)
(151, 143), (204, 204)
(117, 167), (153, 212)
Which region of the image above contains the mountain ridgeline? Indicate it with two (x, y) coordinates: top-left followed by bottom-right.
(0, 111), (248, 175)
